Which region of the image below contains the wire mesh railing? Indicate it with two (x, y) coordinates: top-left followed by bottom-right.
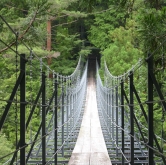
(96, 47), (166, 164)
(0, 15), (87, 165)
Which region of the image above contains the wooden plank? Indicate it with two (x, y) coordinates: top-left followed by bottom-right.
(69, 153), (90, 165)
(90, 153), (111, 165)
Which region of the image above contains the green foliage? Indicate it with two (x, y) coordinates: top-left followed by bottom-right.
(92, 0), (166, 152)
(0, 134), (14, 164)
(87, 7), (127, 50)
(1, 0), (166, 162)
(78, 47), (92, 57)
(50, 55), (78, 75)
(53, 27), (81, 57)
(137, 7), (166, 53)
(102, 24), (142, 75)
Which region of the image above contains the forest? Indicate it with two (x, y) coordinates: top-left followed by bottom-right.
(0, 0), (166, 164)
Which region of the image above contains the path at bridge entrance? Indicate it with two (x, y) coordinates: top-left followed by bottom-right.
(68, 59), (112, 165)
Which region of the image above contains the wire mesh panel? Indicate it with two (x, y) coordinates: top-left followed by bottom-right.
(96, 56), (166, 164)
(0, 16), (87, 165)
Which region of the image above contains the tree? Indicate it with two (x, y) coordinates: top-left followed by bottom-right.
(0, 1), (88, 164)
(102, 20), (142, 75)
(86, 1), (128, 50)
(0, 134), (13, 164)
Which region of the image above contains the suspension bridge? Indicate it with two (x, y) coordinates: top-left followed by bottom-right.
(0, 17), (166, 165)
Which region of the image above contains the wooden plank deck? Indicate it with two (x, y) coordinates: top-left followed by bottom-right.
(68, 60), (112, 165)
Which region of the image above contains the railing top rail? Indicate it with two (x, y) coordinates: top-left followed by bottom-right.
(104, 58), (144, 81)
(0, 15), (83, 80)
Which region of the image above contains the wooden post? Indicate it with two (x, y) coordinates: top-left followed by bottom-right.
(47, 20), (51, 51)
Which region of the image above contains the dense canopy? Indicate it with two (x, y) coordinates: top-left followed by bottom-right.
(1, 0), (166, 163)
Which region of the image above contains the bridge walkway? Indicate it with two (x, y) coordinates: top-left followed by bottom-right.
(68, 59), (112, 165)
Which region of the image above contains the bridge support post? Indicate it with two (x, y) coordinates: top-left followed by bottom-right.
(106, 91), (108, 128)
(120, 80), (125, 165)
(112, 88), (115, 147)
(20, 54), (26, 165)
(72, 92), (74, 129)
(70, 93), (72, 142)
(67, 94), (69, 148)
(116, 86), (119, 156)
(147, 54), (154, 165)
(129, 71), (134, 164)
(54, 74), (58, 165)
(62, 86), (65, 157)
(42, 72), (46, 165)
(109, 90), (112, 140)
(108, 92), (110, 130)
(106, 92), (108, 128)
